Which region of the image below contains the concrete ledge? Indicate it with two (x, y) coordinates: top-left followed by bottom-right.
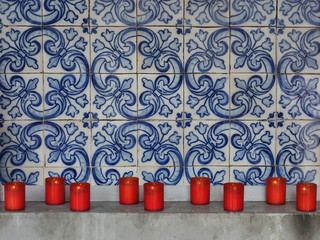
(0, 202), (319, 240)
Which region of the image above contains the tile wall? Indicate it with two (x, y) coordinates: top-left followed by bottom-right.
(0, 0), (319, 192)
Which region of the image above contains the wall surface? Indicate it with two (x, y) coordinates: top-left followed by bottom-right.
(0, 0), (319, 195)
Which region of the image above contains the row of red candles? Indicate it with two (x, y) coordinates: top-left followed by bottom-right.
(3, 177), (317, 212)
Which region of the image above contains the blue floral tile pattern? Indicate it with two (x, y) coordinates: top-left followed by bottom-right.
(0, 0), (319, 189)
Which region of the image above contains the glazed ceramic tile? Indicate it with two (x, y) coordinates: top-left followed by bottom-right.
(185, 166), (229, 185)
(91, 167), (138, 186)
(138, 166), (183, 185)
(44, 167), (91, 185)
(276, 166), (320, 185)
(230, 166), (274, 185)
(1, 167), (44, 185)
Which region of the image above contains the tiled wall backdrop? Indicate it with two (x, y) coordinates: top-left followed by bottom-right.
(0, 0), (319, 190)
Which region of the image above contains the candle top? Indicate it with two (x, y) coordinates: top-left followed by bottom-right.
(266, 177), (286, 184)
(46, 177), (65, 185)
(4, 182), (25, 191)
(119, 177), (139, 185)
(190, 177), (211, 184)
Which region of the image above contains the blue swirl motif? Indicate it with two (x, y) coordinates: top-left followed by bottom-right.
(277, 122), (319, 185)
(280, 0), (320, 26)
(92, 0), (182, 26)
(0, 27), (89, 120)
(0, 0), (87, 25)
(185, 28), (275, 119)
(92, 27), (182, 119)
(185, 121), (274, 185)
(0, 121), (90, 184)
(186, 0), (274, 25)
(278, 29), (320, 119)
(92, 121), (183, 185)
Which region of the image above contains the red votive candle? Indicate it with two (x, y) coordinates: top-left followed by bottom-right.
(224, 182), (244, 211)
(5, 182), (25, 211)
(119, 177), (139, 205)
(45, 177), (65, 205)
(266, 177), (286, 205)
(70, 182), (90, 211)
(296, 183), (317, 212)
(144, 182), (164, 211)
(190, 177), (210, 205)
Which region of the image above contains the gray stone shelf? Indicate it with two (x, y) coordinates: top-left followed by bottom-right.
(0, 202), (319, 240)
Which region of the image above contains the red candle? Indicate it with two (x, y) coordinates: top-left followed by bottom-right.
(119, 177), (139, 205)
(70, 182), (90, 211)
(266, 177), (286, 205)
(45, 177), (65, 205)
(296, 182), (317, 212)
(4, 182), (25, 211)
(224, 182), (244, 211)
(190, 177), (210, 205)
(144, 182), (164, 211)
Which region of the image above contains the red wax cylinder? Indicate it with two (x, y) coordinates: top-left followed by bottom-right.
(4, 182), (25, 211)
(266, 177), (286, 205)
(224, 182), (244, 211)
(190, 177), (210, 205)
(70, 182), (90, 211)
(296, 183), (317, 212)
(144, 182), (164, 211)
(45, 177), (65, 205)
(119, 177), (139, 205)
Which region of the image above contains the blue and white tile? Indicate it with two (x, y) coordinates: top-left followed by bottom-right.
(137, 27), (183, 74)
(44, 73), (89, 120)
(0, 121), (45, 167)
(230, 121), (276, 166)
(230, 166), (274, 185)
(277, 75), (320, 120)
(229, 73), (276, 120)
(185, 120), (230, 167)
(45, 167), (91, 185)
(185, 73), (229, 120)
(91, 27), (137, 74)
(0, 27), (43, 74)
(185, 166), (229, 186)
(43, 0), (88, 26)
(276, 121), (320, 167)
(91, 167), (137, 186)
(276, 166), (320, 185)
(230, 0), (276, 26)
(0, 74), (43, 120)
(184, 28), (229, 74)
(230, 27), (275, 73)
(137, 0), (183, 26)
(138, 166), (183, 185)
(1, 167), (43, 185)
(0, 0), (42, 26)
(137, 121), (183, 167)
(91, 74), (137, 120)
(185, 0), (229, 27)
(92, 121), (138, 168)
(43, 27), (90, 74)
(277, 28), (320, 74)
(137, 74), (183, 120)
(90, 0), (137, 27)
(44, 121), (91, 168)
(278, 0), (320, 27)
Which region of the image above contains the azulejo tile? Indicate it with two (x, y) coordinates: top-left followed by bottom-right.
(277, 28), (320, 75)
(137, 74), (183, 120)
(278, 0), (320, 27)
(230, 27), (275, 73)
(184, 120), (230, 167)
(276, 121), (320, 167)
(91, 167), (137, 186)
(276, 166), (320, 186)
(91, 26), (137, 74)
(277, 75), (320, 120)
(0, 0), (42, 26)
(185, 27), (229, 74)
(230, 0), (276, 26)
(229, 73), (276, 120)
(45, 167), (91, 185)
(138, 166), (183, 185)
(0, 26), (43, 74)
(230, 166), (274, 185)
(91, 74), (137, 120)
(43, 26), (90, 74)
(184, 166), (229, 186)
(43, 0), (88, 26)
(185, 0), (229, 26)
(1, 167), (44, 185)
